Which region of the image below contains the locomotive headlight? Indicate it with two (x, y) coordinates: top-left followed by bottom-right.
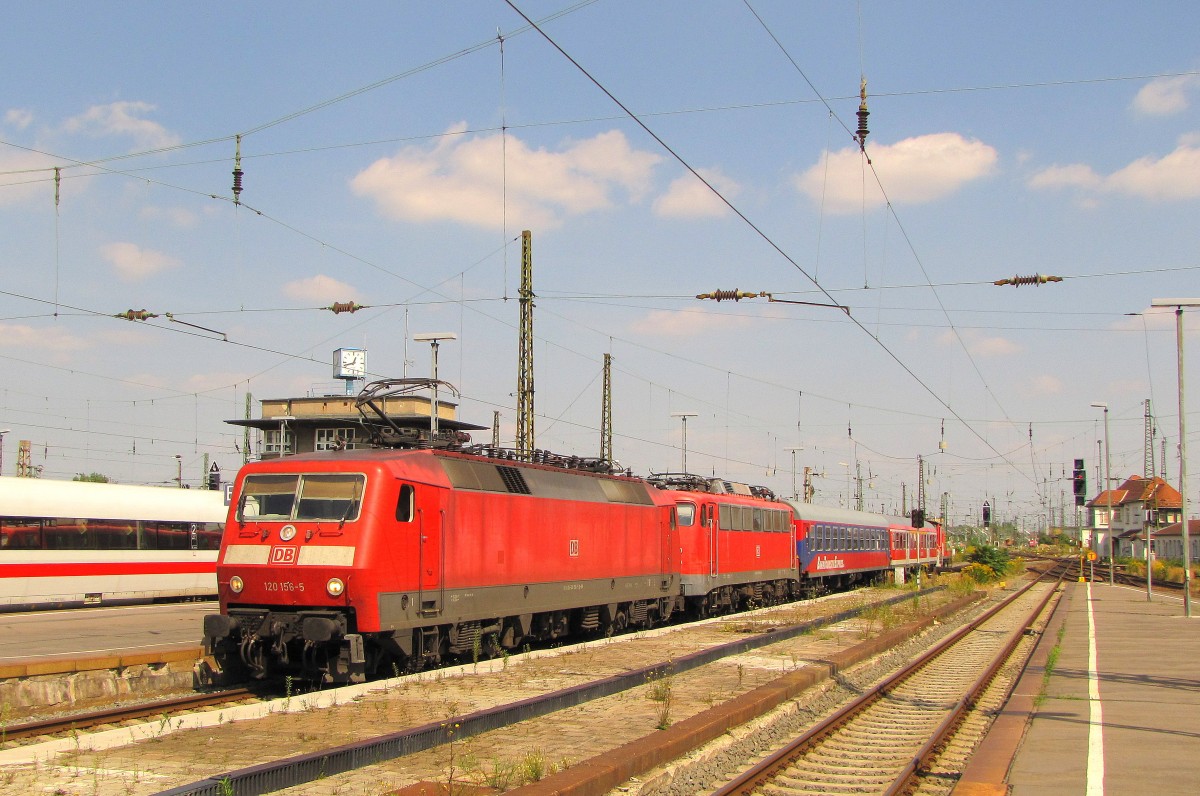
(279, 524), (297, 542)
(229, 575), (244, 594)
(326, 577), (345, 597)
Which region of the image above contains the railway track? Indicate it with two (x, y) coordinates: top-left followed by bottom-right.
(0, 584), (970, 796)
(1, 687), (260, 743)
(707, 567), (1064, 796)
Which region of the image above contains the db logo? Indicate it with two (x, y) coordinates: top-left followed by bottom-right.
(270, 546), (299, 565)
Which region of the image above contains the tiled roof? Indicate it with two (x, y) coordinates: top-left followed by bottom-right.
(1153, 519), (1200, 537)
(1087, 475), (1181, 509)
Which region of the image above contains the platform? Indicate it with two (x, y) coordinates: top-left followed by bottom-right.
(957, 579), (1200, 795)
(0, 601), (209, 675)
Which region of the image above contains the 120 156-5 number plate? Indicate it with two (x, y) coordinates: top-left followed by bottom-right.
(263, 581), (305, 592)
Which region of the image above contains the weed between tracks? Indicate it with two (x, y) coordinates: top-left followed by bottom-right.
(645, 664), (675, 730)
(1035, 616), (1069, 707)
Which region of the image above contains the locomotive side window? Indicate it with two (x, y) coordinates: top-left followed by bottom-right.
(676, 502), (696, 527)
(396, 484), (415, 522)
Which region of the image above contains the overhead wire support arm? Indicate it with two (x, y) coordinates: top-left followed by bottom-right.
(696, 289), (850, 315)
(165, 313), (228, 341)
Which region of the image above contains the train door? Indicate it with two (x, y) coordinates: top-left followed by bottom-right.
(708, 502), (719, 579)
(402, 480), (445, 616)
(661, 505), (676, 591)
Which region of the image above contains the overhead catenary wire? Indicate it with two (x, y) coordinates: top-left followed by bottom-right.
(0, 7), (1185, 499)
(505, 0), (1037, 490)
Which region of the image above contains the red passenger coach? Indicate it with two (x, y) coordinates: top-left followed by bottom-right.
(649, 474), (797, 615)
(205, 448), (678, 683)
(890, 520), (944, 570)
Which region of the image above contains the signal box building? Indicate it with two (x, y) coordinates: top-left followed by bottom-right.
(226, 393), (486, 459)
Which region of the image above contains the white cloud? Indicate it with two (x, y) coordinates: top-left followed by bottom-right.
(795, 132), (997, 213)
(936, 329), (1019, 357)
(1029, 138), (1200, 201)
(100, 241), (181, 281)
(140, 205), (200, 228)
(1027, 163), (1102, 190)
(1133, 75), (1200, 116)
(0, 322), (91, 359)
(1106, 143), (1200, 199)
(972, 335), (1020, 357)
(653, 168), (739, 218)
(1029, 375), (1063, 395)
(0, 149), (57, 206)
(282, 274), (358, 303)
(350, 124), (662, 230)
(4, 108), (33, 129)
(629, 308), (750, 337)
(63, 101), (180, 150)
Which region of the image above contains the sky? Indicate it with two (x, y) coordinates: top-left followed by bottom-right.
(2, 1), (1199, 533)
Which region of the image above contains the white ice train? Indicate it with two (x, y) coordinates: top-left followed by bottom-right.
(0, 477), (227, 612)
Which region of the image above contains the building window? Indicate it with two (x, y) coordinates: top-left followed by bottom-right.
(316, 427), (358, 451)
(264, 429), (295, 455)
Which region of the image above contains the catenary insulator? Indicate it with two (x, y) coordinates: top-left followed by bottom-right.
(327, 301), (364, 314)
(696, 289), (762, 302)
(856, 77), (870, 149)
(232, 134), (244, 205)
(115, 309), (157, 321)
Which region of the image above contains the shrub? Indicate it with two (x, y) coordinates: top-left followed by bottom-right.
(967, 545), (1010, 575)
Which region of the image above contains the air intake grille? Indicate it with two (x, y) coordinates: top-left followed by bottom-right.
(497, 466), (531, 494)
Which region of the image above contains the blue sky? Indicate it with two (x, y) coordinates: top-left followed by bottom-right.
(2, 1), (1198, 532)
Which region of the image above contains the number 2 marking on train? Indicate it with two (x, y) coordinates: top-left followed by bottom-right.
(270, 546), (299, 564)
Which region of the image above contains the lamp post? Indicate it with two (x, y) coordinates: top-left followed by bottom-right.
(1090, 402), (1114, 585)
(0, 429), (9, 477)
(670, 412), (698, 473)
(1151, 298), (1198, 617)
(784, 447), (804, 500)
(175, 454), (183, 488)
(414, 332), (457, 441)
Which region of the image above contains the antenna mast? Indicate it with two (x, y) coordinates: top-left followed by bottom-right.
(1144, 399), (1155, 477)
(516, 230), (535, 459)
(600, 353), (613, 463)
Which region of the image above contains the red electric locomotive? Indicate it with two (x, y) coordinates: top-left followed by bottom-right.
(649, 474), (798, 615)
(204, 447), (679, 683)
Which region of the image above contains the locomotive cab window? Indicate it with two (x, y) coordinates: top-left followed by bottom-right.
(238, 473), (366, 522)
(676, 502), (696, 527)
(295, 474), (364, 522)
(238, 474), (298, 520)
(396, 483), (415, 522)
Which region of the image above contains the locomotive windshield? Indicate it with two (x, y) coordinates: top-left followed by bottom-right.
(238, 473), (365, 522)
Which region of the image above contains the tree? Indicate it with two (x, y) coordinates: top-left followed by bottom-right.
(72, 472), (110, 483)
